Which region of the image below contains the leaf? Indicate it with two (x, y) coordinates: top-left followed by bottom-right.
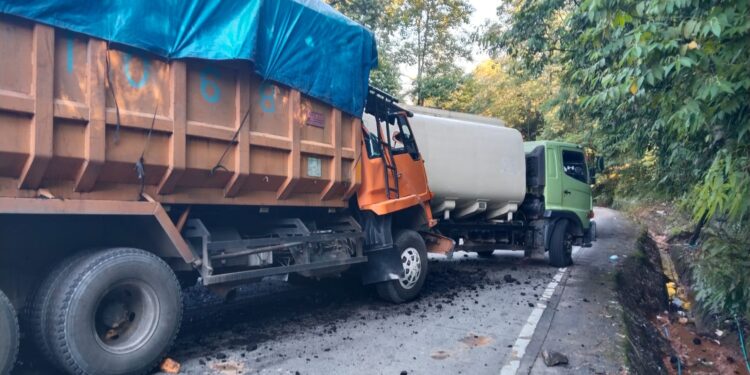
(683, 20), (698, 38)
(688, 40), (699, 50)
(629, 81), (638, 95)
(636, 2), (645, 15)
(645, 71), (655, 86)
(613, 11), (632, 27)
(710, 17), (722, 37)
(678, 56), (694, 67)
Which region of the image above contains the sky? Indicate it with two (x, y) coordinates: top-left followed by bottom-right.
(465, 0), (502, 71)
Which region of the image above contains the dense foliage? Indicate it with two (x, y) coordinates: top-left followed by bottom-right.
(488, 0), (750, 318)
(694, 228), (750, 320)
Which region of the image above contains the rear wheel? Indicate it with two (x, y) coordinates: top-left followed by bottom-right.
(376, 230), (428, 303)
(548, 220), (573, 267)
(46, 248), (182, 375)
(28, 251), (93, 367)
(0, 289), (19, 375)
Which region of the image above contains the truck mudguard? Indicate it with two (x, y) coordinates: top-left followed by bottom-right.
(543, 209), (584, 249)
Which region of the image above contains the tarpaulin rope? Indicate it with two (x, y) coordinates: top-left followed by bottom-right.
(210, 107), (252, 176)
(135, 105), (158, 198)
(105, 45), (123, 144)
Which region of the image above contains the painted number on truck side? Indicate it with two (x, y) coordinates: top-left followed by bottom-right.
(199, 67), (221, 103)
(123, 53), (150, 89)
(259, 82), (276, 113)
(66, 38), (74, 73)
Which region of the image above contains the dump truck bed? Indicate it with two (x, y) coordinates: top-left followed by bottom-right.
(0, 15), (361, 207)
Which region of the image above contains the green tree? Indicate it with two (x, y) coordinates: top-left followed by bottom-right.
(418, 62), (465, 108)
(396, 0), (473, 104)
(439, 58), (561, 140)
(331, 0), (474, 100)
(329, 0), (403, 94)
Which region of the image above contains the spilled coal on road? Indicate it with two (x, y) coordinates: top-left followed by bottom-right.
(164, 253), (557, 375)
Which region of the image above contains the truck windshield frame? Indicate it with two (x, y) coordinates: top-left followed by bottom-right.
(363, 86), (421, 161)
(389, 114), (420, 160)
(562, 149), (588, 184)
(362, 114), (420, 161)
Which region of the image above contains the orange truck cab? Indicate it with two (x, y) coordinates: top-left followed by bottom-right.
(354, 87), (451, 302)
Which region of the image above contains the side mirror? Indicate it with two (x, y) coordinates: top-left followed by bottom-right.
(596, 156), (605, 171)
(589, 168), (597, 185)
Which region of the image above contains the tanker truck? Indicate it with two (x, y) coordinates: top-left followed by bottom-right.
(366, 105), (598, 267)
(0, 3), (452, 374)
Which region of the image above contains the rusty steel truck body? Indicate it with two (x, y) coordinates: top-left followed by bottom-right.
(0, 2), (451, 374)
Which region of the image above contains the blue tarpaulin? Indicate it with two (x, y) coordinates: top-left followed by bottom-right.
(0, 0), (377, 116)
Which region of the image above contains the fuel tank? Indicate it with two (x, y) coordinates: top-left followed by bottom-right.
(404, 106), (526, 220)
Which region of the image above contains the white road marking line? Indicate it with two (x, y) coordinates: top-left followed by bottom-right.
(500, 267), (568, 375)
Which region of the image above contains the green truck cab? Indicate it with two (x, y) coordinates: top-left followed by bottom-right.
(523, 141), (597, 265)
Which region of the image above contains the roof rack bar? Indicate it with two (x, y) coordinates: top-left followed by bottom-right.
(365, 85), (413, 121)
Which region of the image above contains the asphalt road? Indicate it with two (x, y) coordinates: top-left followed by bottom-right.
(13, 207), (635, 375)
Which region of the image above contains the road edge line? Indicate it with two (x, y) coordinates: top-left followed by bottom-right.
(500, 267), (567, 375)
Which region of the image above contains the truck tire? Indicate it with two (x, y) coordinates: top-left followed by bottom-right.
(376, 230), (428, 303)
(46, 248), (182, 375)
(28, 251), (94, 367)
(549, 220), (573, 267)
(0, 289), (19, 375)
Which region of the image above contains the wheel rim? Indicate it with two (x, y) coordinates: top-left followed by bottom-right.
(93, 280), (159, 354)
(399, 247), (421, 290)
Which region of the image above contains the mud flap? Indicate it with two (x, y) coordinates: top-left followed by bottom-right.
(583, 221), (596, 247)
(360, 244), (404, 285)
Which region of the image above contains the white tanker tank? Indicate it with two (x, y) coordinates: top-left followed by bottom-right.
(402, 106), (526, 221)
